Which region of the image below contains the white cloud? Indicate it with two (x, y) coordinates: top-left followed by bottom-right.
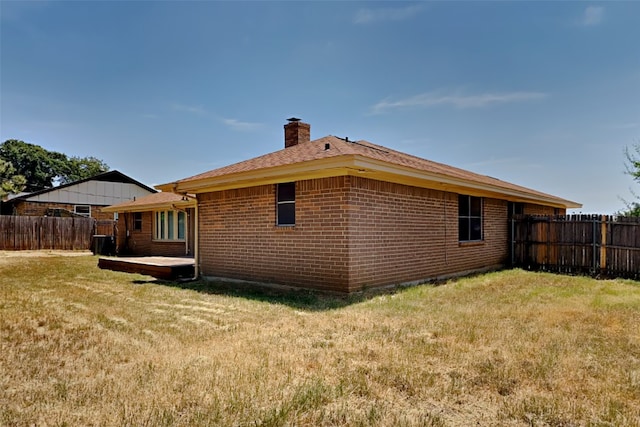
(371, 90), (549, 113)
(582, 6), (604, 26)
(221, 118), (262, 131)
(171, 103), (207, 116)
(354, 4), (424, 25)
(170, 103), (261, 131)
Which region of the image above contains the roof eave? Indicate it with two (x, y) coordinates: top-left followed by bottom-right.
(101, 199), (196, 213)
(158, 157), (358, 194)
(350, 157), (582, 209)
(158, 155), (581, 209)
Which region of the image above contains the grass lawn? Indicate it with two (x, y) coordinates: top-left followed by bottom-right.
(1, 251), (639, 426)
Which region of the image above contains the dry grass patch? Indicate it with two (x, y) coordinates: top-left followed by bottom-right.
(1, 252), (639, 426)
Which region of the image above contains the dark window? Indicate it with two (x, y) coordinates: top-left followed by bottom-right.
(133, 212), (143, 231)
(458, 195), (482, 241)
(508, 202), (524, 217)
(74, 205), (91, 217)
(277, 182), (295, 226)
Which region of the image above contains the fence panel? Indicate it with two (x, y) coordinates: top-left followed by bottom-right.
(606, 217), (640, 277)
(45, 217), (56, 250)
(0, 216), (115, 251)
(512, 215), (640, 279)
(95, 220), (116, 236)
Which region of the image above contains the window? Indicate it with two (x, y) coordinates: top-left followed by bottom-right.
(459, 195), (482, 242)
(277, 182), (295, 226)
(154, 210), (186, 241)
(508, 202), (524, 217)
(74, 205), (91, 217)
(133, 212), (143, 231)
(113, 212), (119, 221)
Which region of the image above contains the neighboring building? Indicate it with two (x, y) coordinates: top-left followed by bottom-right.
(1, 170), (156, 220)
(143, 118), (580, 293)
(101, 191), (196, 257)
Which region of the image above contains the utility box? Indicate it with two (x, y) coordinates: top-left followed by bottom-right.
(92, 235), (115, 255)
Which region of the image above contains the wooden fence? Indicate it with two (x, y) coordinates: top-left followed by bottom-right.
(95, 220), (116, 236)
(0, 216), (116, 251)
(511, 215), (640, 279)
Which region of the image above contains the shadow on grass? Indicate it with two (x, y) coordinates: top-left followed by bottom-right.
(132, 277), (373, 311)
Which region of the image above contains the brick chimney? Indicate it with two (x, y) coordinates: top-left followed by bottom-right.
(284, 117), (310, 148)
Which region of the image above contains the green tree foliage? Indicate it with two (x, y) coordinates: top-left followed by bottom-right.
(59, 156), (110, 185)
(0, 159), (27, 199)
(0, 140), (66, 192)
(624, 143), (640, 181)
(622, 202), (640, 217)
(0, 139), (109, 192)
(621, 143), (640, 217)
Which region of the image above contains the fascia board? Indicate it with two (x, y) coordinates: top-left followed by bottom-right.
(350, 156), (582, 209)
(101, 200), (196, 213)
(167, 157), (357, 193)
(158, 154), (581, 209)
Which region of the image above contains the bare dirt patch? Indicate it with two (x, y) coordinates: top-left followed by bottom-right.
(0, 250), (92, 258)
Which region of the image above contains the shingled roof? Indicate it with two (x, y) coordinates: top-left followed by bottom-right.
(158, 135), (580, 209)
(101, 191), (195, 213)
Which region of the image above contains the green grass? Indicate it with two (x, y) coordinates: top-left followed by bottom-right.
(1, 252), (639, 426)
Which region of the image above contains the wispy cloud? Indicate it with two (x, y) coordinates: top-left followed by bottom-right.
(221, 118), (262, 131)
(171, 103), (207, 116)
(354, 4), (424, 25)
(170, 103), (261, 131)
(371, 90), (549, 113)
(581, 6), (604, 26)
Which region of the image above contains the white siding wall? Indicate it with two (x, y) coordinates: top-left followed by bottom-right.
(29, 181), (153, 205)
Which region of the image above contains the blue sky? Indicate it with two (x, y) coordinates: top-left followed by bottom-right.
(1, 1), (639, 213)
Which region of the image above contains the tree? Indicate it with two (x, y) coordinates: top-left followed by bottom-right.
(624, 143), (640, 180)
(0, 159), (27, 199)
(622, 202), (640, 217)
(0, 139), (109, 192)
(621, 143), (640, 217)
(59, 156), (110, 185)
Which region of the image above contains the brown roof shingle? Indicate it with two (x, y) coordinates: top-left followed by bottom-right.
(169, 136), (577, 206)
(102, 191), (195, 212)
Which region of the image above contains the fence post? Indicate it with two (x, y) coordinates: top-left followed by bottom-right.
(510, 217), (515, 266)
(592, 216), (597, 274)
(546, 217), (551, 269)
(600, 215), (607, 275)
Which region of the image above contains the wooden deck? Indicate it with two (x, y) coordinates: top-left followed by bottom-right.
(98, 256), (195, 280)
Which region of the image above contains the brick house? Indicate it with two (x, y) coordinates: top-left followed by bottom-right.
(1, 170), (156, 221)
(101, 191), (196, 257)
(147, 119), (580, 293)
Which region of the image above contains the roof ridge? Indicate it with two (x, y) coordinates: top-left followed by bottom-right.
(158, 133), (578, 208)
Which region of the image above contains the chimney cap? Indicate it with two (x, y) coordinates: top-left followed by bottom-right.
(287, 117), (301, 122)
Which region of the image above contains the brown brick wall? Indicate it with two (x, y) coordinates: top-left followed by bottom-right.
(198, 178), (351, 292)
(523, 203), (564, 216)
(346, 177), (509, 290)
(196, 176), (561, 293)
(115, 210), (193, 257)
(12, 201), (115, 220)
